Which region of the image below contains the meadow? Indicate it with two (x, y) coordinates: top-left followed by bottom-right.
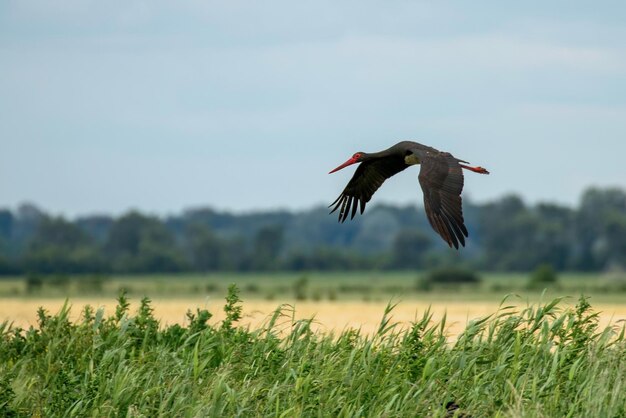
(2, 271), (626, 301)
(1, 272), (625, 416)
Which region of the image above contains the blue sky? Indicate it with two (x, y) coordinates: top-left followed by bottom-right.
(1, 1), (625, 216)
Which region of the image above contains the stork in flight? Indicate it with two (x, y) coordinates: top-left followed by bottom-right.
(329, 141), (489, 249)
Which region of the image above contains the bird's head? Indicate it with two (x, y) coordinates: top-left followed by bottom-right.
(329, 152), (365, 174)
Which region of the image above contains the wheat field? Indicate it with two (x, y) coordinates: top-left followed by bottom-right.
(2, 296), (625, 337)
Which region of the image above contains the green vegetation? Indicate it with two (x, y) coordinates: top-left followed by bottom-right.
(424, 267), (481, 284)
(2, 187), (626, 275)
(527, 264), (559, 289)
(1, 287), (624, 417)
(2, 271), (626, 304)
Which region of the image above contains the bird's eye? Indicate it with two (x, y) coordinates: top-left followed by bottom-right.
(353, 153), (361, 159)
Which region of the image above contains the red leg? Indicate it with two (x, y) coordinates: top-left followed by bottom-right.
(460, 164), (490, 174)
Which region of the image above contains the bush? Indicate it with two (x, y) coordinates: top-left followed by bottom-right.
(527, 264), (558, 289)
(423, 267), (481, 285)
(25, 274), (43, 294)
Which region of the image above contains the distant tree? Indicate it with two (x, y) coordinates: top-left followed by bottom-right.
(2, 186), (626, 274)
(0, 254), (17, 275)
(477, 195), (574, 271)
(186, 224), (218, 271)
(574, 188), (626, 270)
(603, 214), (626, 269)
(10, 203), (45, 256)
(390, 229), (433, 269)
(0, 209), (13, 240)
(282, 207), (359, 251)
(106, 212), (186, 272)
(0, 212), (10, 262)
(478, 195), (531, 270)
(532, 203), (574, 270)
(183, 207), (292, 241)
(352, 208), (401, 253)
(29, 216), (90, 251)
(76, 215), (114, 245)
(22, 216), (104, 274)
(184, 223), (245, 271)
(250, 225), (284, 270)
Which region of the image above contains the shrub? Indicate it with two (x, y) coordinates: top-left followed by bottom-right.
(423, 267), (481, 285)
(25, 274), (43, 294)
(527, 263), (558, 289)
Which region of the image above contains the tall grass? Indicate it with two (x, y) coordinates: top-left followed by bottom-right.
(0, 286), (624, 417)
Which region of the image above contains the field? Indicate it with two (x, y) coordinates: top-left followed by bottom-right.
(1, 272), (625, 416)
(2, 271), (626, 335)
(3, 270), (626, 301)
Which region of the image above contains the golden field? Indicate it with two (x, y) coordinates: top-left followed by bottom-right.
(1, 297), (625, 337)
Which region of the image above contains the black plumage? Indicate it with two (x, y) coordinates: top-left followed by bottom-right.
(329, 141), (489, 249)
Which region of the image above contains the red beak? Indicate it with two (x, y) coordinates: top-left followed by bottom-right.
(329, 156), (359, 174)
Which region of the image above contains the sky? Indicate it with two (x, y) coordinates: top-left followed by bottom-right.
(1, 1), (625, 217)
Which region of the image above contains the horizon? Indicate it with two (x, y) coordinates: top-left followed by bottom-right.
(3, 183), (621, 220)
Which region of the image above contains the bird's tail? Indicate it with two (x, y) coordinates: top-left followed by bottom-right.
(460, 164), (490, 174)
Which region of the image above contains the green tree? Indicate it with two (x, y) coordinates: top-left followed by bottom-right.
(0, 209), (12, 269)
(603, 213), (626, 269)
(390, 229), (433, 269)
(575, 188), (626, 270)
(250, 225), (284, 270)
(0, 209), (13, 240)
(185, 223), (243, 271)
(106, 212), (186, 272)
(23, 217), (104, 274)
(75, 215), (113, 245)
(478, 195), (531, 270)
(10, 203), (45, 257)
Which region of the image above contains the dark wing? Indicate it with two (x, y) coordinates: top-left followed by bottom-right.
(330, 156), (407, 222)
(418, 152), (468, 249)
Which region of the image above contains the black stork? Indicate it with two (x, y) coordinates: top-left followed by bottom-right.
(329, 141), (489, 249)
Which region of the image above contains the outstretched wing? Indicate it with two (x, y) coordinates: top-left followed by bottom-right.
(330, 155), (407, 222)
(418, 152), (468, 249)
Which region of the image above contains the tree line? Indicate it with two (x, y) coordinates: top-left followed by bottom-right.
(0, 187), (625, 275)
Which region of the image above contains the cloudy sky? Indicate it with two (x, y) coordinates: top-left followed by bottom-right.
(1, 1), (625, 216)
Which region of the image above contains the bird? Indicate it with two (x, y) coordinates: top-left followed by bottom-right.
(445, 401), (473, 418)
(328, 141), (489, 249)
